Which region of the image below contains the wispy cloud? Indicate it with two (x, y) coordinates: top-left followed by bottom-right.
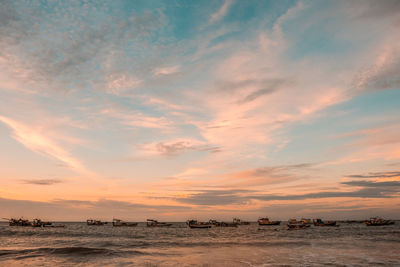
(209, 0), (233, 24)
(0, 116), (90, 175)
(174, 179), (400, 206)
(153, 65), (180, 76)
(347, 171), (400, 179)
(22, 179), (63, 185)
(138, 138), (220, 157)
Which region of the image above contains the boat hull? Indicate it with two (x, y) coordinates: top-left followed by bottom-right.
(188, 224), (212, 229)
(258, 221), (280, 226)
(286, 224), (310, 230)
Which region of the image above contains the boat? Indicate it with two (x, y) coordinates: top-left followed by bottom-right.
(301, 218), (312, 226)
(233, 218), (250, 225)
(6, 218), (31, 226)
(209, 219), (238, 227)
(313, 219), (337, 226)
(86, 219), (106, 226)
(32, 219), (53, 227)
(286, 218), (311, 230)
(146, 219), (172, 227)
(286, 223), (310, 230)
(365, 217), (395, 226)
(258, 217), (281, 226)
(112, 218), (138, 227)
(187, 220), (212, 229)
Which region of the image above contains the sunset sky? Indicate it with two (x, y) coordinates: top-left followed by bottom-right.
(1, 0), (399, 221)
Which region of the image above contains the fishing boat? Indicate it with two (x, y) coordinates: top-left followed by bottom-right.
(187, 220), (212, 229)
(286, 223), (310, 230)
(286, 218), (311, 230)
(6, 218), (31, 226)
(301, 218), (312, 226)
(32, 219), (53, 227)
(112, 218), (138, 227)
(146, 219), (172, 227)
(209, 219), (238, 227)
(86, 219), (106, 226)
(233, 218), (250, 225)
(365, 217), (395, 226)
(258, 217), (281, 226)
(313, 219), (337, 226)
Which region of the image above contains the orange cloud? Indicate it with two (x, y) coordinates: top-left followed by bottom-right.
(0, 116), (91, 175)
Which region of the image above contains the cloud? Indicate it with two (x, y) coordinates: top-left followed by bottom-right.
(106, 73), (142, 95)
(157, 162), (318, 190)
(100, 108), (173, 130)
(153, 65), (180, 76)
(22, 179), (63, 185)
(174, 178), (400, 205)
(353, 48), (400, 91)
(0, 116), (90, 175)
(342, 180), (400, 188)
(214, 78), (289, 104)
(209, 0), (233, 24)
(330, 123), (400, 163)
(253, 180), (400, 201)
(138, 138), (220, 157)
(354, 0), (400, 19)
(347, 171), (400, 179)
(0, 1), (166, 93)
(175, 189), (252, 206)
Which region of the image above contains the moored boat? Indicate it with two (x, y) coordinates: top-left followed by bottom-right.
(301, 218), (312, 226)
(209, 219), (238, 227)
(258, 217), (281, 226)
(365, 217), (394, 226)
(287, 218), (311, 230)
(233, 218), (250, 225)
(286, 223), (310, 230)
(112, 218), (138, 227)
(32, 219), (53, 227)
(313, 219), (337, 226)
(187, 220), (212, 229)
(6, 218), (31, 226)
(146, 219), (172, 227)
(87, 219), (106, 226)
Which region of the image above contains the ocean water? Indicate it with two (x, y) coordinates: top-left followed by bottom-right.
(1, 221), (399, 266)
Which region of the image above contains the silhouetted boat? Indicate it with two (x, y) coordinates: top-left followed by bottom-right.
(187, 220), (212, 229)
(313, 219), (337, 226)
(32, 219), (53, 227)
(5, 218), (31, 226)
(233, 218), (250, 225)
(301, 218), (312, 226)
(258, 217), (281, 226)
(209, 219), (238, 227)
(287, 223), (310, 230)
(87, 219), (106, 226)
(287, 218), (311, 230)
(112, 218), (138, 227)
(146, 219), (172, 227)
(365, 217), (394, 226)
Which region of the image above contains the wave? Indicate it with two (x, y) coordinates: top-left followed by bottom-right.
(125, 240), (311, 248)
(0, 247), (146, 259)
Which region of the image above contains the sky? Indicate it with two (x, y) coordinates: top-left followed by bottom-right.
(0, 0), (400, 221)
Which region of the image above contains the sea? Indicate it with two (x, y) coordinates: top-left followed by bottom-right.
(1, 221), (399, 266)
